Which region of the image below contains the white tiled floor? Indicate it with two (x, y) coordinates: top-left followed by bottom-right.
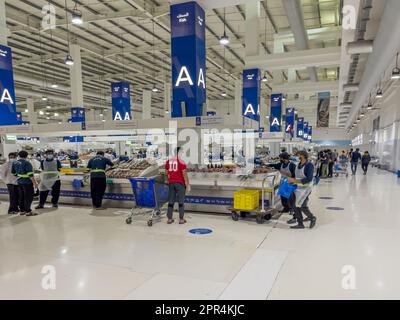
(0, 168), (399, 299)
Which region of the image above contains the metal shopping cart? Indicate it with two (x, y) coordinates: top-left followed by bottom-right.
(334, 163), (349, 177)
(125, 176), (169, 227)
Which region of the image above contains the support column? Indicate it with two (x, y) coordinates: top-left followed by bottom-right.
(142, 90), (152, 120)
(272, 37), (284, 85)
(69, 44), (84, 109)
(26, 98), (37, 125)
(234, 79), (242, 124)
(164, 83), (171, 119)
(245, 1), (261, 57)
(0, 0), (9, 45)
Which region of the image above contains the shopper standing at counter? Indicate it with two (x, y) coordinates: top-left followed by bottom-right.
(0, 152), (20, 214)
(287, 150), (317, 229)
(87, 151), (114, 210)
(165, 147), (190, 225)
(12, 150), (38, 216)
(35, 150), (62, 210)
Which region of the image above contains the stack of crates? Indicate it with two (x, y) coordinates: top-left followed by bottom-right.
(234, 189), (260, 211)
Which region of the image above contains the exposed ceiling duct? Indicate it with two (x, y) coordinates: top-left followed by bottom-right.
(347, 0), (400, 128)
(282, 0), (318, 82)
(346, 40), (374, 54)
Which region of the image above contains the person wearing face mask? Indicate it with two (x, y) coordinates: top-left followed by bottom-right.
(268, 152), (296, 213)
(35, 149), (62, 210)
(0, 153), (20, 214)
(287, 150), (317, 229)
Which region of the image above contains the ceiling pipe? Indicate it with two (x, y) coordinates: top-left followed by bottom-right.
(346, 0), (400, 128)
(346, 40), (374, 54)
(282, 0), (318, 82)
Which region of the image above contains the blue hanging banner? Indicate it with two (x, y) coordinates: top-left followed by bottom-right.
(71, 107), (85, 123)
(0, 45), (18, 126)
(16, 112), (22, 125)
(285, 107), (295, 137)
(297, 117), (304, 138)
(171, 1), (206, 118)
(206, 111), (216, 116)
(242, 69), (260, 122)
(63, 136), (84, 143)
(303, 122), (309, 141)
(111, 82), (131, 121)
(308, 126), (313, 142)
(270, 94), (282, 132)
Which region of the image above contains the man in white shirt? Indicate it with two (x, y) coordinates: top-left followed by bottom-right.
(0, 152), (20, 214)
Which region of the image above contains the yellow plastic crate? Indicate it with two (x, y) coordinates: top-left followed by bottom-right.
(234, 189), (260, 211)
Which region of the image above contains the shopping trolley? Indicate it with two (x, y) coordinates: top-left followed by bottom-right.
(125, 176), (169, 227)
(334, 163), (349, 177)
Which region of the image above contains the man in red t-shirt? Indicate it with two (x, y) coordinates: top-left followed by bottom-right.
(165, 147), (190, 224)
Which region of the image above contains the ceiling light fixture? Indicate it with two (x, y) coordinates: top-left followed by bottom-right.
(152, 85), (159, 93)
(71, 1), (83, 25)
(219, 8), (229, 46)
(65, 54), (74, 66)
(24, 109), (28, 113)
(221, 91), (227, 97)
(54, 112), (59, 117)
(51, 83), (59, 88)
(46, 105), (51, 109)
(262, 73), (268, 82)
(42, 96), (48, 101)
(391, 52), (400, 80)
(376, 89), (383, 98)
(39, 111), (44, 115)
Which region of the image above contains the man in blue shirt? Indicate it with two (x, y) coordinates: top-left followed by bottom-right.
(11, 150), (38, 216)
(350, 148), (362, 175)
(87, 151), (114, 210)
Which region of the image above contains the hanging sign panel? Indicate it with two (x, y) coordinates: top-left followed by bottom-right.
(171, 1), (206, 117)
(71, 107), (85, 123)
(16, 112), (22, 125)
(269, 94), (282, 132)
(308, 126), (313, 142)
(317, 92), (330, 128)
(242, 69), (260, 122)
(111, 82), (132, 121)
(285, 107), (295, 137)
(0, 45), (18, 126)
(303, 121), (309, 141)
(297, 117), (304, 138)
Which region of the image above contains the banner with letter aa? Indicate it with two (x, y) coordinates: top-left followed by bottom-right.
(303, 121), (309, 141)
(71, 107), (85, 123)
(111, 82), (131, 121)
(307, 126), (313, 142)
(285, 107), (295, 137)
(297, 117), (304, 138)
(0, 45), (18, 126)
(171, 1), (206, 118)
(269, 94), (282, 132)
(317, 92), (330, 128)
(242, 69), (260, 122)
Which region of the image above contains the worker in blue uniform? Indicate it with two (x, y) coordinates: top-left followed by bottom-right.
(287, 150), (317, 229)
(87, 151), (115, 210)
(68, 151), (80, 168)
(11, 150), (38, 216)
(268, 152), (296, 213)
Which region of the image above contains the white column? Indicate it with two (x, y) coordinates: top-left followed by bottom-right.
(0, 0), (9, 45)
(69, 44), (84, 108)
(26, 98), (38, 125)
(164, 83), (171, 119)
(234, 79), (242, 124)
(245, 1), (261, 57)
(272, 37), (284, 85)
(142, 90), (152, 120)
(86, 109), (95, 121)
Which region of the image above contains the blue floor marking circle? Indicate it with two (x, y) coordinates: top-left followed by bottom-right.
(189, 228), (213, 235)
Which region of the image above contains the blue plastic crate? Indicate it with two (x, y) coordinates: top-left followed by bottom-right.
(129, 177), (169, 209)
